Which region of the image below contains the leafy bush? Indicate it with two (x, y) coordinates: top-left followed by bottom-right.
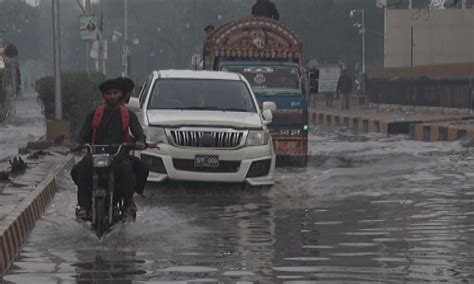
(35, 72), (106, 141)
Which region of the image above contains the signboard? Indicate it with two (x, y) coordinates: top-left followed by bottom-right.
(80, 15), (97, 40)
(376, 0), (387, 8)
(112, 30), (122, 42)
(430, 0), (446, 9)
(90, 40), (108, 60)
(318, 65), (342, 93)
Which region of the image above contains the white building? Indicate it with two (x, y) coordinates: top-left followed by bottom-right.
(382, 1), (474, 68)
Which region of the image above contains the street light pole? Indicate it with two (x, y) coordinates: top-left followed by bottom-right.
(361, 8), (366, 74)
(350, 8), (367, 74)
(52, 0), (62, 120)
(85, 0), (91, 73)
(123, 0), (128, 77)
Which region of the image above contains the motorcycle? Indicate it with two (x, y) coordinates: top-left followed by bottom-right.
(77, 143), (139, 239)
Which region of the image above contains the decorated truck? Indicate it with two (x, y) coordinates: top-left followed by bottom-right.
(203, 17), (311, 166)
(0, 48), (18, 123)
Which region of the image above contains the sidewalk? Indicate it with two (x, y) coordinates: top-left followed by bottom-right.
(309, 94), (474, 141)
(0, 89), (75, 276)
(0, 150), (74, 276)
(0, 152), (69, 221)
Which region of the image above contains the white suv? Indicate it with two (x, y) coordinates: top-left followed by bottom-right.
(128, 70), (276, 186)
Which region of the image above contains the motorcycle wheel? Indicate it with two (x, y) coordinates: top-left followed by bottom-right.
(94, 197), (106, 238)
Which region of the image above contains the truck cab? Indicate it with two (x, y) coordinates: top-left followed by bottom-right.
(203, 17), (309, 166)
(220, 61), (308, 166)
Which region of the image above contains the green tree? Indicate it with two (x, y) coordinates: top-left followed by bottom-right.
(0, 0), (39, 60)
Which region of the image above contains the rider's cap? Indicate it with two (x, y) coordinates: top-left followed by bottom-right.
(99, 79), (122, 94)
(116, 77), (135, 93)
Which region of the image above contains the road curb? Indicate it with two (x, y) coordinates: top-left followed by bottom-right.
(0, 154), (75, 277)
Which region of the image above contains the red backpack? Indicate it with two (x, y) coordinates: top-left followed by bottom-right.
(92, 105), (131, 144)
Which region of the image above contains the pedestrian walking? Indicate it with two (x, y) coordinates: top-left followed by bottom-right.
(326, 92), (334, 108)
(336, 69), (353, 110)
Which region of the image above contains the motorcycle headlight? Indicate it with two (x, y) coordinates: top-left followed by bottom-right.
(92, 154), (111, 168)
(246, 130), (270, 146)
(147, 127), (168, 144)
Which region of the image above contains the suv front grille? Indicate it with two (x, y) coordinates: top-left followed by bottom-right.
(168, 129), (246, 148)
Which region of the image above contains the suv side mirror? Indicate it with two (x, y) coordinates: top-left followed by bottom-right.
(262, 109), (273, 123)
(127, 97), (140, 112)
(262, 101), (277, 113)
(262, 101), (276, 124)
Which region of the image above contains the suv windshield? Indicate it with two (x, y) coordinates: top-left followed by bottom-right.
(222, 66), (301, 95)
(147, 79), (257, 112)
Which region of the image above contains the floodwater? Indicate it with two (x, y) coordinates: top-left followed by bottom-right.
(2, 128), (474, 283)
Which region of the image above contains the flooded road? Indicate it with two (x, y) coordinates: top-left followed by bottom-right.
(3, 128), (474, 283)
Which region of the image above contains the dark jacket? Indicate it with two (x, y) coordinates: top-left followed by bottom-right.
(78, 105), (146, 146)
(251, 0), (280, 20)
(337, 73), (353, 93)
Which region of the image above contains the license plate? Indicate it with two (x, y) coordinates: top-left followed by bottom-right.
(194, 155), (219, 168)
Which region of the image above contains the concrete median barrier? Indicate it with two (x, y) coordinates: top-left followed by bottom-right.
(409, 123), (474, 142)
(309, 107), (474, 138)
(0, 154), (75, 277)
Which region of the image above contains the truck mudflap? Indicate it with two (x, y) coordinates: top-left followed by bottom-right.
(272, 136), (308, 167)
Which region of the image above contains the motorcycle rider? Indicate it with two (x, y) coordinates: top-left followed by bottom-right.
(116, 76), (150, 196)
(71, 78), (146, 221)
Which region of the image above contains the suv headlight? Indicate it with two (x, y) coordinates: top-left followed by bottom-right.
(147, 127), (168, 144)
(246, 130), (270, 146)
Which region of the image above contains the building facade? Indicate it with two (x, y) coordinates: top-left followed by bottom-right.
(384, 8), (474, 68)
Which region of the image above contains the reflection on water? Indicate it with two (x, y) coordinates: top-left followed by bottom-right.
(3, 129), (474, 283)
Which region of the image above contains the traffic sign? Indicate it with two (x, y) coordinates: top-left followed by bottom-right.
(80, 15), (97, 40)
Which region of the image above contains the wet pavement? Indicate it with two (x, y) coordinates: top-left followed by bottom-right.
(2, 128), (473, 283)
(0, 90), (45, 163)
(0, 154), (70, 221)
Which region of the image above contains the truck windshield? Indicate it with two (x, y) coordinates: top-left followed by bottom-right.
(222, 66), (301, 95)
(147, 79), (257, 112)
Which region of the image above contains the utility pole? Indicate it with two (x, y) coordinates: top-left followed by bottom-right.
(85, 0), (91, 73)
(123, 0), (129, 77)
(361, 8), (366, 74)
(52, 0), (62, 120)
(410, 26), (414, 67)
(98, 13), (104, 74)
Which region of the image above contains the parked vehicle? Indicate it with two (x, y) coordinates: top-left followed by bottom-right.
(128, 70), (276, 186)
